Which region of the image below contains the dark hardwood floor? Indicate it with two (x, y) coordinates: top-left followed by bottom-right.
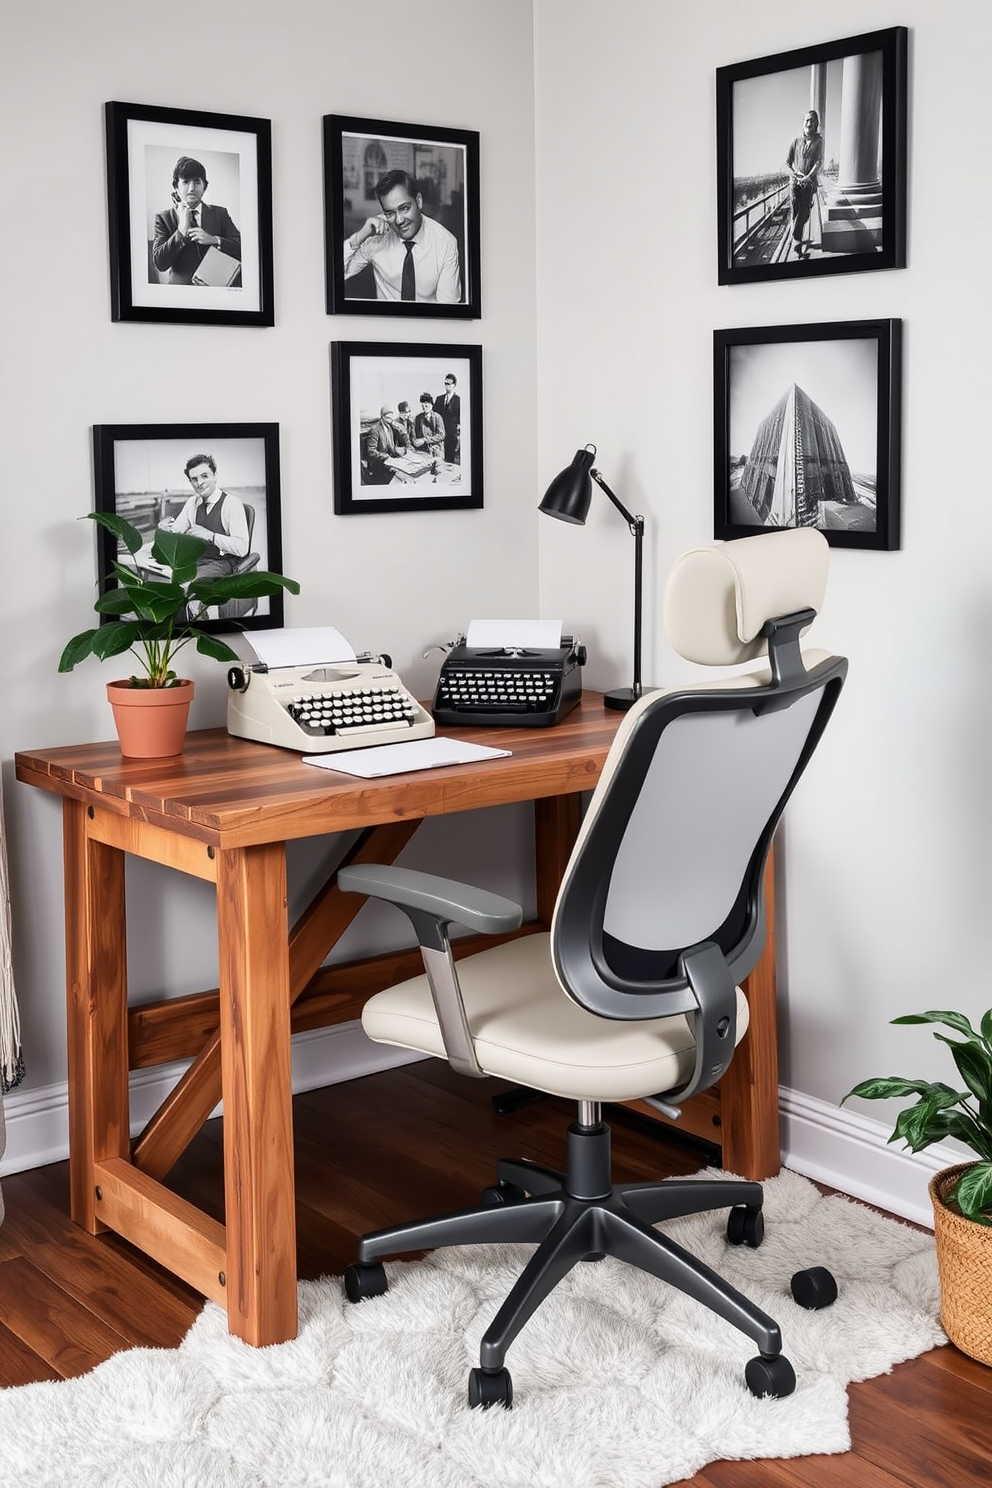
(2, 1060), (991, 1486)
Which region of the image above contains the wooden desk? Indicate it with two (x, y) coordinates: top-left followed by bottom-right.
(14, 694), (779, 1346)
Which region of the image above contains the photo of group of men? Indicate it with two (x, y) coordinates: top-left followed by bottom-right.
(361, 373), (460, 486)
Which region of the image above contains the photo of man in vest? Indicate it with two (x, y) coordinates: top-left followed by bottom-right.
(158, 452), (249, 577)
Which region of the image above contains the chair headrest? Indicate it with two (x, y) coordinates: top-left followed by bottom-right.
(663, 529), (829, 666)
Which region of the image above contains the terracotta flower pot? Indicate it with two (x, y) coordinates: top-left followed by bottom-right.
(929, 1163), (992, 1366)
(107, 679), (194, 759)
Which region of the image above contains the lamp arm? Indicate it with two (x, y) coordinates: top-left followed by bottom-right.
(590, 468), (640, 534)
(590, 467), (643, 700)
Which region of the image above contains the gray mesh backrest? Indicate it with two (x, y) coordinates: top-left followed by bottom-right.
(604, 690), (821, 952)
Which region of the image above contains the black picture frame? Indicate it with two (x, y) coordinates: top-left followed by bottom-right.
(331, 342), (483, 514)
(713, 319), (901, 551)
(323, 114), (481, 319)
(105, 101), (275, 326)
(716, 27), (907, 285)
(92, 422), (286, 630)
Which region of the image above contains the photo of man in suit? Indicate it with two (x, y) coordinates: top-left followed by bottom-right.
(434, 374), (460, 463)
(152, 156), (242, 286)
(363, 406), (409, 484)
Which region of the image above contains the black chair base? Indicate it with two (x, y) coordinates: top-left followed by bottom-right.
(344, 1117), (812, 1408)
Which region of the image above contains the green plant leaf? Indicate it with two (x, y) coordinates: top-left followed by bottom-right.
(85, 510), (144, 556)
(104, 562), (188, 604)
(89, 622), (142, 660)
(893, 1010), (979, 1038)
(891, 1089), (971, 1152)
(842, 1077), (954, 1103)
(191, 571), (301, 604)
(938, 1034), (992, 1111)
(982, 1010), (992, 1049)
(93, 588), (140, 617)
(950, 1163), (992, 1225)
(151, 528), (206, 573)
(106, 580), (188, 625)
(194, 632), (239, 664)
(58, 629), (100, 672)
(935, 1109), (992, 1162)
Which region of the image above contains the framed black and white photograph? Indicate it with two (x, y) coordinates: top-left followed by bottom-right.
(323, 115), (480, 319)
(331, 342), (483, 514)
(105, 101), (274, 326)
(714, 320), (901, 550)
(716, 27), (907, 285)
(92, 423), (286, 629)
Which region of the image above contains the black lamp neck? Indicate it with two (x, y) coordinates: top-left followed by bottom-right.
(590, 468), (641, 536)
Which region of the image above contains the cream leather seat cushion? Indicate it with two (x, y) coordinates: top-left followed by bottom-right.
(362, 932), (749, 1104)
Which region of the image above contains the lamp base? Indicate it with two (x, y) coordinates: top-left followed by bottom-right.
(604, 687), (645, 711)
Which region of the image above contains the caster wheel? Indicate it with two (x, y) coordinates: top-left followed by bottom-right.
(480, 1180), (528, 1206)
(727, 1205), (764, 1248)
(791, 1265), (838, 1310)
(343, 1261), (388, 1304)
(468, 1366), (513, 1409)
(745, 1353), (796, 1399)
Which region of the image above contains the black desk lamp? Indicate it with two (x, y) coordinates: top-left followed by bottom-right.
(539, 444), (644, 711)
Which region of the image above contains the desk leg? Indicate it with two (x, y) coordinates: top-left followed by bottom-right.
(63, 801), (130, 1231)
(216, 843), (297, 1345)
(534, 795), (581, 926)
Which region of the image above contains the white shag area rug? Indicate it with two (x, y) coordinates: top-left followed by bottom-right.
(0, 1169), (945, 1488)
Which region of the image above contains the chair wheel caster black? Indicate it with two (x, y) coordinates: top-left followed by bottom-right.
(343, 1260), (388, 1303)
(727, 1204), (764, 1248)
(480, 1180), (528, 1206)
(791, 1265), (838, 1310)
(468, 1366), (513, 1409)
(745, 1353), (796, 1399)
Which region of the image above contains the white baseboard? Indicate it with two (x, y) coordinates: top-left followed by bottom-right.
(1, 1048), (964, 1231)
(0, 1020), (422, 1178)
(779, 1086), (965, 1229)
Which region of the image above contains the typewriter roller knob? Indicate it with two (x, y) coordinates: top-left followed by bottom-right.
(575, 644), (588, 666)
(227, 666), (249, 692)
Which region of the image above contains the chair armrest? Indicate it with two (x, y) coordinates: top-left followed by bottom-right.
(336, 864), (523, 937)
(337, 863), (522, 1080)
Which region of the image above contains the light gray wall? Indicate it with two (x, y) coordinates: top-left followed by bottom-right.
(534, 0), (991, 1126)
(0, 0), (540, 1090)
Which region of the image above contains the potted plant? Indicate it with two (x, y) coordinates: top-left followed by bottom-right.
(844, 1008), (992, 1365)
(58, 511), (300, 758)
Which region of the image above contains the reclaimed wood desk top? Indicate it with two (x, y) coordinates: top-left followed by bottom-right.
(14, 694), (622, 849)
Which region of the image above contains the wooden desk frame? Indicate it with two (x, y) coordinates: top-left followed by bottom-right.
(15, 696), (779, 1346)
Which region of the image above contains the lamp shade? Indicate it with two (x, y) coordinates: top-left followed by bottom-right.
(539, 446), (595, 525)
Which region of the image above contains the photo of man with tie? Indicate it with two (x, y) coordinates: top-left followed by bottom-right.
(152, 155), (242, 286)
(342, 169), (462, 305)
(434, 374), (461, 464)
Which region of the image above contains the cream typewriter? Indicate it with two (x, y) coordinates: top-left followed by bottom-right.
(226, 627), (434, 754)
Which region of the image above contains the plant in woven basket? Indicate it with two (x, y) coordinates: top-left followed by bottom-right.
(843, 1009), (992, 1226)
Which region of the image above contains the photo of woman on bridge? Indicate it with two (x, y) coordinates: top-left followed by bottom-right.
(716, 28), (906, 286)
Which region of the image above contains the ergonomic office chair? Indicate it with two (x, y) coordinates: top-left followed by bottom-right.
(338, 527), (847, 1410)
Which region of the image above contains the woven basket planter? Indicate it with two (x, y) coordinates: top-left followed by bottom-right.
(929, 1163), (992, 1367)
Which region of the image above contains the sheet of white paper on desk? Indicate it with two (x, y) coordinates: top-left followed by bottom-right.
(465, 618), (563, 650)
(245, 627), (358, 669)
(302, 736), (511, 778)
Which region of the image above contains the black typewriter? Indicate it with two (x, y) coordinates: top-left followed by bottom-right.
(431, 637), (585, 728)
